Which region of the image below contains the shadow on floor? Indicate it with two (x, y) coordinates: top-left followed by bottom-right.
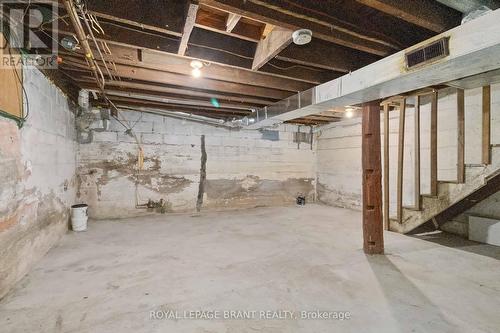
(367, 254), (457, 332)
(410, 231), (500, 260)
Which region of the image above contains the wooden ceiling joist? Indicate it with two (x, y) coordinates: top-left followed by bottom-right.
(200, 0), (399, 56)
(75, 79), (276, 106)
(252, 26), (293, 70)
(178, 1), (200, 55)
(59, 40), (313, 91)
(195, 5), (264, 42)
(106, 96), (250, 115)
(226, 13), (242, 32)
(354, 0), (460, 33)
(61, 63), (292, 100)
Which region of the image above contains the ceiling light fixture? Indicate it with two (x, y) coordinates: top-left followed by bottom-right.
(292, 29), (313, 45)
(190, 60), (203, 78)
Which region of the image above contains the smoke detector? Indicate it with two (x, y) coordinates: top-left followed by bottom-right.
(292, 29), (312, 45)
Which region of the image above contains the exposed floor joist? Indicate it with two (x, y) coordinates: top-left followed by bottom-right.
(200, 0), (399, 56)
(354, 0), (460, 32)
(248, 9), (500, 128)
(252, 27), (293, 70)
(178, 1), (200, 55)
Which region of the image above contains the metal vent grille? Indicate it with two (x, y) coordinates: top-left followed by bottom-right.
(405, 37), (449, 69)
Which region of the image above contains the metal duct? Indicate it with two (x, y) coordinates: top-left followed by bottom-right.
(246, 9), (500, 129)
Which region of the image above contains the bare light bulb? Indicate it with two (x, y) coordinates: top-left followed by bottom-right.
(191, 67), (202, 78)
(345, 108), (354, 118)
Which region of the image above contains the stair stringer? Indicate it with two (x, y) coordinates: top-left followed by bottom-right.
(390, 147), (500, 233)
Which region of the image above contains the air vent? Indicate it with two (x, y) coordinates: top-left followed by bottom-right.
(405, 37), (449, 69)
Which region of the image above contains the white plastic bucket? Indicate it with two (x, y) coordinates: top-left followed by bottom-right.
(71, 204), (88, 232)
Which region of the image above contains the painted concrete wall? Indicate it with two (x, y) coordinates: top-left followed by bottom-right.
(77, 111), (316, 219)
(316, 84), (500, 221)
(0, 69), (77, 299)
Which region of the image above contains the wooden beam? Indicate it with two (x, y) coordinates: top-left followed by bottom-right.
(430, 91), (438, 196)
(354, 0), (459, 33)
(226, 13), (242, 32)
(59, 41), (313, 92)
(383, 102), (390, 231)
(201, 0), (397, 56)
(457, 88), (465, 184)
(397, 98), (406, 223)
(85, 10), (183, 37)
(252, 26), (293, 70)
(103, 91), (253, 111)
(414, 96), (421, 210)
(362, 101), (384, 254)
(106, 96), (250, 115)
(76, 79), (275, 106)
(60, 62), (292, 100)
(178, 2), (200, 55)
(482, 85), (491, 164)
(195, 5), (264, 42)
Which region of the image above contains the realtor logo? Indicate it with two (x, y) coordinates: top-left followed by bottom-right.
(0, 0), (58, 68)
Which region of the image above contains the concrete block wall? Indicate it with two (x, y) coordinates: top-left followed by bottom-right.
(77, 111), (316, 219)
(316, 84), (500, 219)
(0, 68), (78, 299)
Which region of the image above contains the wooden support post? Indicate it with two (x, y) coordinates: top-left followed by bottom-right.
(362, 101), (384, 255)
(457, 88), (465, 184)
(482, 85), (491, 165)
(430, 91), (438, 196)
(383, 103), (390, 231)
(396, 99), (406, 223)
(414, 96), (421, 209)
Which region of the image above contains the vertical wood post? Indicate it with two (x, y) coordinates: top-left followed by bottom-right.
(457, 89), (465, 184)
(482, 85), (491, 165)
(396, 99), (406, 223)
(362, 101), (384, 255)
(430, 91), (438, 196)
(414, 96), (421, 209)
(383, 103), (390, 231)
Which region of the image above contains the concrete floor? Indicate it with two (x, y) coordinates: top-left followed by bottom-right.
(1, 205), (500, 333)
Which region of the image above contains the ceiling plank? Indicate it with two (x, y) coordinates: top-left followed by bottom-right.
(178, 1), (200, 55)
(276, 39), (380, 73)
(200, 0), (398, 56)
(252, 27), (293, 70)
(195, 5), (263, 41)
(355, 0), (459, 32)
(226, 13), (242, 32)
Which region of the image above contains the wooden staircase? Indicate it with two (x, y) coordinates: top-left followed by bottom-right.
(382, 85), (500, 234)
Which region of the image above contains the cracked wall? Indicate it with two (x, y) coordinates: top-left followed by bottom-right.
(0, 69), (78, 299)
(77, 111), (316, 219)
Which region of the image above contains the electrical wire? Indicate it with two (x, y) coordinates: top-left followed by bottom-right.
(266, 61), (326, 72)
(1, 29), (30, 124)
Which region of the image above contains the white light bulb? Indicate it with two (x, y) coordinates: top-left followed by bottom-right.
(345, 109), (354, 118)
(192, 68), (202, 78)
